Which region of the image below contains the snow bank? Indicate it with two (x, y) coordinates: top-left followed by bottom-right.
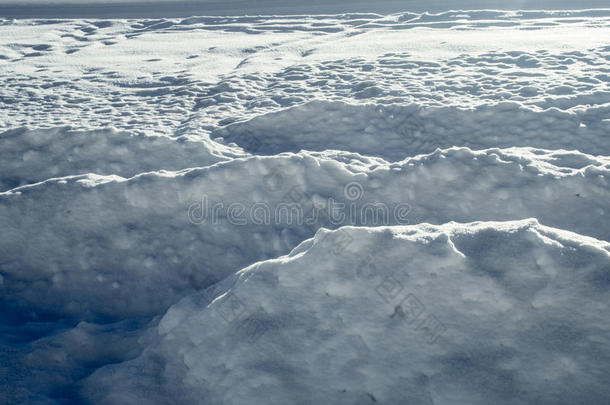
(213, 101), (610, 160)
(82, 220), (610, 404)
(1, 147), (607, 319)
(0, 126), (232, 191)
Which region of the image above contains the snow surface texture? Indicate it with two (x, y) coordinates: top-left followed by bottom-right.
(86, 221), (610, 405)
(0, 8), (609, 405)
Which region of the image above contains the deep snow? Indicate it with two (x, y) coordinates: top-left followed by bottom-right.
(0, 5), (609, 405)
(86, 220), (610, 405)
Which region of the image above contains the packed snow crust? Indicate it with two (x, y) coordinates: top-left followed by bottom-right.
(0, 6), (609, 405)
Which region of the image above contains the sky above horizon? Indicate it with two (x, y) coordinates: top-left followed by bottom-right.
(1, 0), (609, 6)
(1, 0), (608, 19)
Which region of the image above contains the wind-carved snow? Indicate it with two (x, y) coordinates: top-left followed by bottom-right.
(0, 126), (236, 191)
(0, 8), (609, 405)
(1, 147), (608, 319)
(212, 101), (610, 159)
(82, 221), (610, 405)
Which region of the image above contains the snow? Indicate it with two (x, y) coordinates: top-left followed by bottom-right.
(0, 4), (609, 405)
(2, 146), (608, 321)
(83, 220), (610, 405)
(0, 126), (231, 191)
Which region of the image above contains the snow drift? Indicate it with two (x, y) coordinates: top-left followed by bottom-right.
(82, 220), (610, 405)
(1, 147), (608, 320)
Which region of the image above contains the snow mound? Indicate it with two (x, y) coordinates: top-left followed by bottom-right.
(0, 126), (233, 191)
(1, 148), (608, 320)
(213, 101), (610, 160)
(83, 220), (610, 405)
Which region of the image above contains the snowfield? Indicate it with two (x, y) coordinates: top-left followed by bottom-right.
(0, 6), (609, 405)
